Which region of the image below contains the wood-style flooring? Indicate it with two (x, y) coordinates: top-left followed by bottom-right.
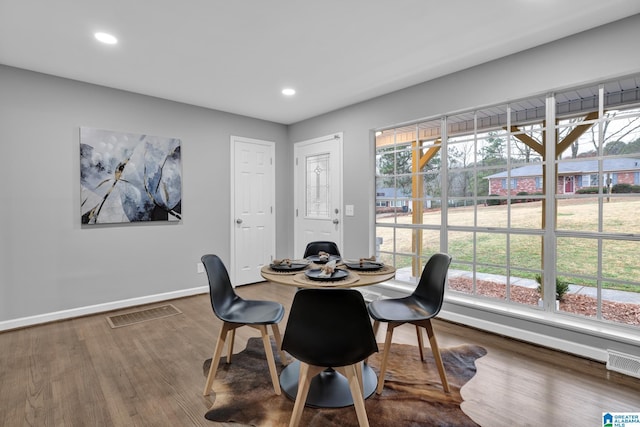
(1, 282), (638, 426)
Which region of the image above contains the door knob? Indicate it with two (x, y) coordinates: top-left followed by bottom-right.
(236, 218), (243, 224)
(333, 219), (339, 224)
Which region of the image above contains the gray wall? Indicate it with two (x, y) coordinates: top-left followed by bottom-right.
(1, 14), (639, 357)
(0, 65), (289, 322)
(289, 14), (640, 258)
(288, 14), (640, 358)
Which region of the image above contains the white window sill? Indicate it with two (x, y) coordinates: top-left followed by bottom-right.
(371, 280), (640, 361)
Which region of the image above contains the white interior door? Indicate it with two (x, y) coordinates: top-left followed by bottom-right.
(231, 136), (275, 285)
(294, 133), (343, 257)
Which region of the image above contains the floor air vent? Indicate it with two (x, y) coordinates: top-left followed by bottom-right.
(606, 350), (640, 379)
(106, 304), (182, 328)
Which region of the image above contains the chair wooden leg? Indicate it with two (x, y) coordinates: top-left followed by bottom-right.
(203, 322), (232, 396)
(375, 322), (398, 395)
(271, 323), (288, 365)
(289, 364), (324, 427)
(355, 361), (364, 395)
(259, 325), (282, 395)
(422, 319), (450, 393)
(415, 324), (425, 361)
(336, 365), (370, 427)
(226, 328), (235, 364)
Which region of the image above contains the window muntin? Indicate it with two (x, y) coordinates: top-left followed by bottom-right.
(376, 75), (640, 329)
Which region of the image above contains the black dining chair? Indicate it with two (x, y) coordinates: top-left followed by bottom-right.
(302, 241), (341, 258)
(367, 252), (452, 395)
(282, 289), (378, 427)
(201, 254), (287, 396)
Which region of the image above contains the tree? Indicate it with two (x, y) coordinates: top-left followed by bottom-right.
(511, 124), (542, 163)
(476, 132), (506, 196)
(479, 131), (506, 164)
(567, 112), (640, 157)
(604, 139), (628, 155)
(595, 114), (640, 151)
(448, 142), (474, 197)
(377, 145), (412, 196)
(620, 137), (640, 154)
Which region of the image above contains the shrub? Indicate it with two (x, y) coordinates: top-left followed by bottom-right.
(376, 206), (407, 214)
(535, 274), (570, 301)
(515, 191), (529, 203)
(576, 186), (599, 194)
(612, 183), (632, 193)
(578, 184), (640, 194)
(555, 278), (570, 300)
(486, 195), (501, 206)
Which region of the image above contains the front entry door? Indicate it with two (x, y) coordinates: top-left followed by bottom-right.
(294, 133), (343, 257)
(231, 136), (275, 285)
(564, 176), (574, 194)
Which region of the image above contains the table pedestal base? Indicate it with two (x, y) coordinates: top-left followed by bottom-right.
(279, 360), (377, 408)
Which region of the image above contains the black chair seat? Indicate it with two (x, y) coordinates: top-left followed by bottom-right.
(367, 295), (436, 323)
(217, 299), (284, 325)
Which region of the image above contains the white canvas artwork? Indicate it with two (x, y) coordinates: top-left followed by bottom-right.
(80, 127), (182, 224)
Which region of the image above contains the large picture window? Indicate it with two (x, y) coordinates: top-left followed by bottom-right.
(375, 75), (640, 330)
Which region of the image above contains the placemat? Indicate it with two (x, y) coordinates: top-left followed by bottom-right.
(292, 271), (361, 286)
(260, 265), (309, 276)
(341, 263), (396, 276)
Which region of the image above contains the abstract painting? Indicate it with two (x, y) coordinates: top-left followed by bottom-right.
(80, 127), (182, 225)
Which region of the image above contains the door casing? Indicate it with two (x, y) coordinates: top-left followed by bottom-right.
(230, 136), (276, 285)
(293, 133), (343, 258)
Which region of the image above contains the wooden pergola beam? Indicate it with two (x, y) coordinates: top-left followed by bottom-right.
(418, 139), (441, 170)
(411, 141), (424, 277)
(508, 126), (544, 156)
(411, 139), (442, 276)
(556, 111), (599, 154)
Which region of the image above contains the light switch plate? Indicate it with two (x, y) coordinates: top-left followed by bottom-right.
(197, 262), (205, 274)
(345, 204), (355, 216)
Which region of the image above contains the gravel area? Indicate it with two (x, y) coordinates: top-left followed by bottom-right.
(448, 276), (640, 327)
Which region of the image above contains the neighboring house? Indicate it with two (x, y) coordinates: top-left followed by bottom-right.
(486, 158), (640, 195)
(376, 187), (414, 212)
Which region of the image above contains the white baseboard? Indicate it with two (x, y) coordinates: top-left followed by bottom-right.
(0, 286), (209, 332)
(371, 282), (615, 363)
(438, 310), (609, 362)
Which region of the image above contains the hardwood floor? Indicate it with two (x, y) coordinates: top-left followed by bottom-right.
(1, 282), (638, 426)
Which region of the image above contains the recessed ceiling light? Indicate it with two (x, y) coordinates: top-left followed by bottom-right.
(282, 88), (296, 96)
(94, 32), (118, 45)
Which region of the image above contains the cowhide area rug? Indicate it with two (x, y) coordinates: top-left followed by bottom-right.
(203, 337), (486, 426)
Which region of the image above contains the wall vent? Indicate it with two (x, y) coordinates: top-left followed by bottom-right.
(106, 304), (182, 328)
(606, 349), (640, 379)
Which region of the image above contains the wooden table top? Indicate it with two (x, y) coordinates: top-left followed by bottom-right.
(260, 263), (396, 289)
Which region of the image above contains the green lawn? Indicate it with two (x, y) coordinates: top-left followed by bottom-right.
(377, 197), (640, 292)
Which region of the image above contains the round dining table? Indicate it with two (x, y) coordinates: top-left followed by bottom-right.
(260, 261), (396, 408)
(260, 262), (396, 289)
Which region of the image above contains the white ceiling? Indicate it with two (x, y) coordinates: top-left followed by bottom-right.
(1, 1), (639, 125)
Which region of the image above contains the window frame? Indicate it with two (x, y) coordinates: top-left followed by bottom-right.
(374, 77), (640, 332)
